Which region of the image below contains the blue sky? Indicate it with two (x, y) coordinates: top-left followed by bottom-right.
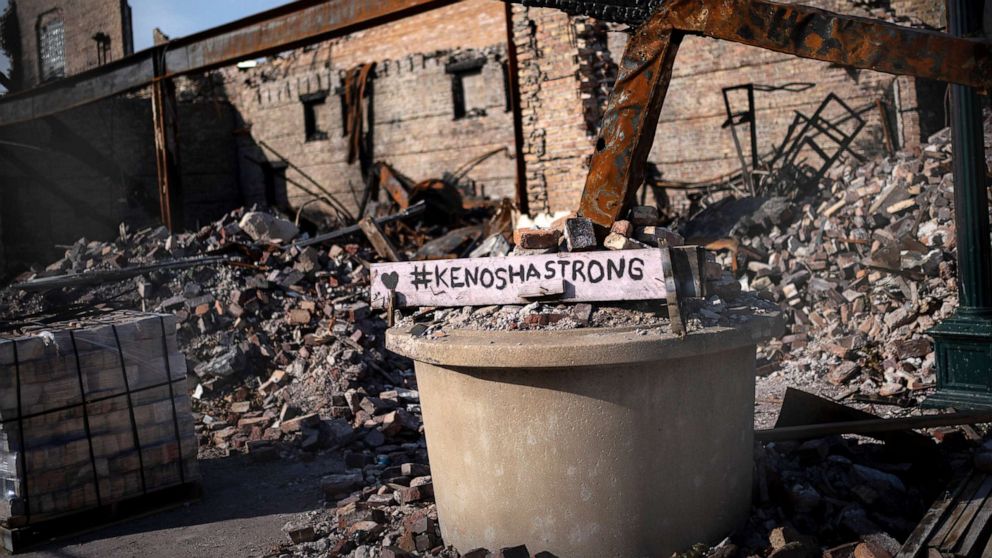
(0, 0), (289, 82)
(130, 0), (290, 51)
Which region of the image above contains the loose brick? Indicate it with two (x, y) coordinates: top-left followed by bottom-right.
(496, 545), (531, 558)
(381, 546), (414, 558)
(283, 521), (316, 544)
(603, 233), (649, 251)
(280, 412), (320, 433)
(563, 217), (596, 252)
(610, 220), (633, 238)
(287, 309), (312, 325)
(853, 542), (893, 558)
(393, 485), (423, 504)
(513, 228), (562, 249)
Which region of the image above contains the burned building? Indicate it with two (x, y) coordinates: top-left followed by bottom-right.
(218, 0), (951, 219)
(0, 0), (955, 273)
(0, 1), (990, 556)
(220, 1), (517, 218)
(1, 0), (133, 91)
(511, 0), (950, 213)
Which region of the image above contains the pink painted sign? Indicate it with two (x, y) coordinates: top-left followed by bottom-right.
(370, 249), (670, 309)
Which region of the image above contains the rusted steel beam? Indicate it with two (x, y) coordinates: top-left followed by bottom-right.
(578, 17), (682, 227)
(505, 0), (992, 91)
(0, 0), (457, 127)
(152, 67), (183, 231)
(663, 0), (992, 91)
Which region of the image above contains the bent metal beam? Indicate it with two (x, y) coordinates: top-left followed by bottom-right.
(0, 0), (457, 127)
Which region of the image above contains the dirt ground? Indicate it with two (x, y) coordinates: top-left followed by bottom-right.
(12, 452), (345, 558)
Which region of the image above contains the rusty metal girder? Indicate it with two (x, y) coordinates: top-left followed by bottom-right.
(578, 0), (992, 228)
(579, 18), (682, 226)
(665, 0), (992, 91)
(0, 0), (457, 127)
(152, 73), (183, 232)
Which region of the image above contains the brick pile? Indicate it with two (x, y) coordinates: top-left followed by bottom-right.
(0, 313), (198, 529)
(0, 111), (988, 556)
(0, 204), (565, 556)
(689, 111), (992, 406)
(0, 207), (438, 552)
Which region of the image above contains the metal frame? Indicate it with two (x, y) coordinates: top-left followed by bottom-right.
(151, 52), (182, 231)
(577, 0), (992, 229)
(768, 93), (866, 194)
(721, 84), (758, 195)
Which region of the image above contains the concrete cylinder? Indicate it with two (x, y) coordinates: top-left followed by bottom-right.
(387, 319), (780, 558)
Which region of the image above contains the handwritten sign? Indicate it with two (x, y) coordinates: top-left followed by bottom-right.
(370, 249), (671, 309)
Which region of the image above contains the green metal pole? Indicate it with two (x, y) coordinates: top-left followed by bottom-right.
(925, 0), (992, 410)
(948, 1), (992, 313)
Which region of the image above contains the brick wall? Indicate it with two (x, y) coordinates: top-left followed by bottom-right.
(612, 34), (921, 183)
(889, 0), (945, 28)
(511, 5), (610, 214)
(12, 0), (130, 89)
(610, 0), (947, 189)
(514, 0), (947, 214)
(311, 0), (507, 68)
(220, 0), (516, 220)
(0, 95), (238, 270)
(0, 0), (955, 274)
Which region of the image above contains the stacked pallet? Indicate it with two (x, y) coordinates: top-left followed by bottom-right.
(0, 312), (198, 528)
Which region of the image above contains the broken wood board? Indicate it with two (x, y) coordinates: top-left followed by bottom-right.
(358, 216), (404, 262)
(897, 471), (992, 558)
(370, 249), (672, 309)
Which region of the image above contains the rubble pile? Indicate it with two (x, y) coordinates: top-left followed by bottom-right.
(0, 206), (470, 555)
(0, 199), (782, 557)
(735, 433), (969, 558)
(397, 292), (781, 336)
(443, 192), (770, 333)
(0, 200), (593, 556)
(0, 111), (987, 556)
(682, 112), (992, 404)
(717, 395), (992, 558)
(0, 193), (604, 557)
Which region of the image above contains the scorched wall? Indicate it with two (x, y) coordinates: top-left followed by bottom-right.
(221, 0), (517, 219)
(513, 0), (947, 214)
(0, 96), (240, 271)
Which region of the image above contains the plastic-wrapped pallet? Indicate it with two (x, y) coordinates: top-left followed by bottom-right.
(0, 312), (199, 528)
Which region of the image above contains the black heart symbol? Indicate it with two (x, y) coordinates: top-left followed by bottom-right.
(381, 271), (400, 290)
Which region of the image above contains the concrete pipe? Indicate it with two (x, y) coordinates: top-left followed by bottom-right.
(387, 316), (782, 557)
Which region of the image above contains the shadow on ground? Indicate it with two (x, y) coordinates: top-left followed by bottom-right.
(14, 450), (339, 558)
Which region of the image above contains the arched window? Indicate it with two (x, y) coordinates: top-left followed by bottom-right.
(38, 10), (65, 82)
